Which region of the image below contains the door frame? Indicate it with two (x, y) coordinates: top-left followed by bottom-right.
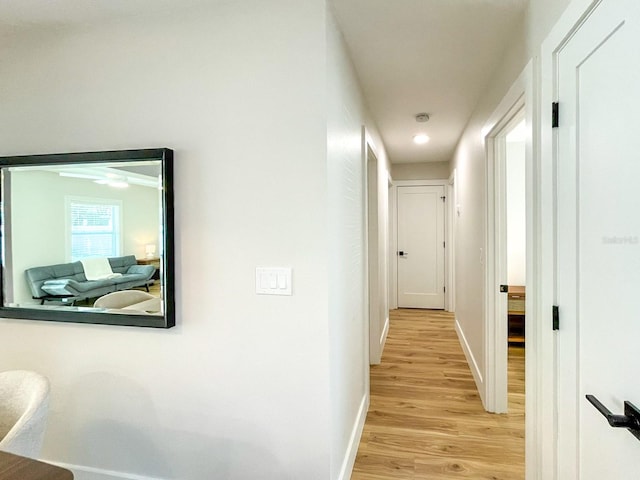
(363, 127), (388, 365)
(389, 179), (449, 311)
(388, 175), (397, 310)
(485, 99), (526, 415)
(538, 0), (608, 478)
(483, 61), (533, 416)
(447, 170), (457, 313)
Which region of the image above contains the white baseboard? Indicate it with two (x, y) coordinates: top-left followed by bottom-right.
(337, 393), (369, 480)
(46, 461), (167, 480)
(454, 317), (485, 405)
(379, 315), (389, 354)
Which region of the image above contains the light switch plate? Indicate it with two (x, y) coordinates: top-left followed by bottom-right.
(256, 267), (292, 296)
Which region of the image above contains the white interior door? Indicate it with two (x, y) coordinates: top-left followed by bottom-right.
(556, 0), (640, 478)
(397, 185), (444, 309)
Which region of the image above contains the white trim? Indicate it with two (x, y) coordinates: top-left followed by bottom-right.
(447, 170), (456, 313)
(362, 126), (372, 374)
(388, 183), (398, 310)
(379, 313), (389, 349)
(485, 123), (508, 414)
(486, 107), (526, 414)
(46, 461), (167, 480)
(523, 58), (541, 480)
(391, 179), (447, 187)
(538, 1), (604, 479)
(388, 182), (398, 312)
(454, 316), (483, 387)
(483, 61), (532, 416)
(337, 394), (370, 480)
(363, 127), (383, 366)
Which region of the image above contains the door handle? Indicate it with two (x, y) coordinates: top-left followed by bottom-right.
(586, 394), (640, 441)
(398, 251), (408, 257)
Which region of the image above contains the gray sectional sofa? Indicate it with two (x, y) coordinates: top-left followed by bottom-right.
(25, 255), (156, 304)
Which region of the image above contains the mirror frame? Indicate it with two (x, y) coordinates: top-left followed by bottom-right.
(0, 148), (175, 328)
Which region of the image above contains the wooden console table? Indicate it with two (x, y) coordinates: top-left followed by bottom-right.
(0, 451), (73, 480)
(508, 285), (525, 344)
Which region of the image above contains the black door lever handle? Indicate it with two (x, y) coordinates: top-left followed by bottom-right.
(586, 394), (640, 441)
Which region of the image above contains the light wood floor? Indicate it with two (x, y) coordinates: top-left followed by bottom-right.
(147, 281), (161, 296)
(351, 309), (524, 480)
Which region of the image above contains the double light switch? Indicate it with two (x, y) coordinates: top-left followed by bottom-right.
(255, 267), (292, 296)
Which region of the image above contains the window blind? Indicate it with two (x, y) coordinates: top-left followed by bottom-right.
(70, 201), (121, 261)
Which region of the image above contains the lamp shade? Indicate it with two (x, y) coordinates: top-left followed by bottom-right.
(145, 244), (156, 258)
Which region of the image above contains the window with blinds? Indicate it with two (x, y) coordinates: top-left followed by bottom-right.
(67, 198), (122, 261)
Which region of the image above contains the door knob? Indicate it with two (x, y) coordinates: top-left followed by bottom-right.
(398, 251), (408, 257)
(586, 394), (640, 441)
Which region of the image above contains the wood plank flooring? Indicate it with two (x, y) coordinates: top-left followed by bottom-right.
(351, 309), (524, 480)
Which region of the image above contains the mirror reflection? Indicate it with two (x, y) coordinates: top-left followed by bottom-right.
(0, 150), (174, 328)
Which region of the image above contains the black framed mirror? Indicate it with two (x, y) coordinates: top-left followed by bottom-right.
(0, 148), (174, 328)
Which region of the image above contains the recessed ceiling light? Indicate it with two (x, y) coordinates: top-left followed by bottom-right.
(413, 134), (430, 145)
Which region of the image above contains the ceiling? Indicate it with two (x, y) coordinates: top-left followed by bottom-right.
(0, 0), (528, 164)
(331, 0), (528, 163)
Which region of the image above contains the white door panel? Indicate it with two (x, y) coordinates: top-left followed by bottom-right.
(556, 0), (640, 478)
(397, 185), (444, 309)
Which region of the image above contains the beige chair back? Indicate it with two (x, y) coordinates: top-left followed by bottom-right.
(93, 290), (155, 309)
(0, 370), (50, 458)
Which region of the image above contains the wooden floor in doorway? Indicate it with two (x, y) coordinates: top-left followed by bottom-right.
(351, 309), (524, 480)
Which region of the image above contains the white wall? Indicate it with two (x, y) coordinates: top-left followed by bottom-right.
(449, 0), (570, 403)
(391, 161), (450, 181)
(326, 11), (365, 480)
(9, 170), (159, 304)
(506, 140), (526, 286)
(524, 0), (574, 56)
(327, 8), (390, 477)
(0, 1), (335, 478)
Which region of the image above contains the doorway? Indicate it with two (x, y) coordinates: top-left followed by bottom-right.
(487, 105), (527, 416)
(504, 118), (526, 428)
(484, 60), (534, 422)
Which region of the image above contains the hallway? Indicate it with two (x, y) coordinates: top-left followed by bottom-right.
(351, 309), (524, 479)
